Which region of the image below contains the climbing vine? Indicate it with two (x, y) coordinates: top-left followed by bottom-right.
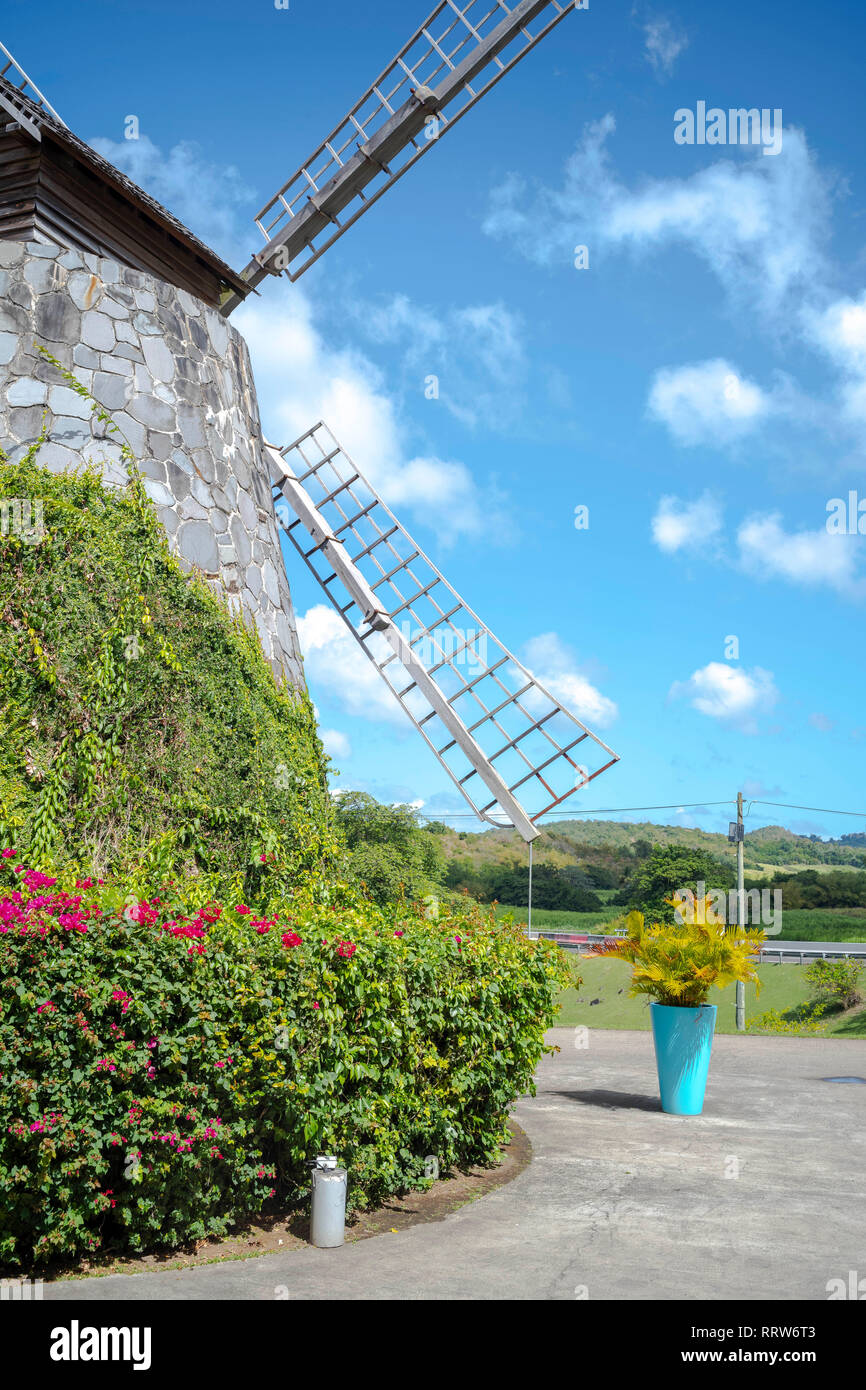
(0, 355), (337, 891)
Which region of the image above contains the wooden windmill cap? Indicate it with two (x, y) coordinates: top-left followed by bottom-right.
(0, 73), (250, 308)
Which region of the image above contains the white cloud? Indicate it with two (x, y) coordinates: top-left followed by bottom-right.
(736, 513), (863, 596)
(648, 360), (771, 444)
(353, 293), (527, 430)
(236, 286), (490, 540)
(803, 294), (866, 424)
(484, 117), (832, 319)
(643, 18), (689, 77)
(670, 662), (779, 732)
(320, 728), (352, 760)
(296, 605), (405, 726)
(651, 492), (724, 553)
(522, 633), (618, 729)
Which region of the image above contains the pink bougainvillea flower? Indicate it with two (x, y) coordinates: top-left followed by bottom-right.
(1, 848), (16, 858)
(394, 930), (404, 938)
(336, 940), (357, 959)
(127, 902), (157, 925)
(281, 931), (302, 949)
(312, 1001), (320, 1010)
(235, 905), (251, 915)
(260, 854), (267, 863)
(111, 988), (132, 1014)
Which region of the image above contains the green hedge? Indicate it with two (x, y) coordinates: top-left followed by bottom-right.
(0, 856), (569, 1269)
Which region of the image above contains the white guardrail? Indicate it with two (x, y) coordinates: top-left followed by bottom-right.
(525, 929), (866, 962)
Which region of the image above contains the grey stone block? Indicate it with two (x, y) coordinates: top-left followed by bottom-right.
(81, 310), (115, 351)
(101, 297), (131, 320)
(73, 344), (100, 368)
(142, 336), (175, 383)
(24, 259), (62, 294)
(37, 442), (79, 472)
(166, 461), (191, 500)
(113, 411), (147, 457)
(35, 294), (80, 343)
(51, 416), (92, 448)
(67, 270), (103, 311)
(48, 385), (91, 419)
(144, 479), (174, 508)
(148, 430), (173, 462)
(9, 405), (46, 440)
(128, 394), (174, 431)
(133, 311), (160, 335)
(93, 372), (131, 412)
(7, 377), (47, 407)
(230, 512), (252, 566)
(177, 519), (219, 572)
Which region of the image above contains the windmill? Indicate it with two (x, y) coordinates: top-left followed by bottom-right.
(0, 0), (618, 845)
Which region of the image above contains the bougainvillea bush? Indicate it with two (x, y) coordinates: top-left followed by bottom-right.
(0, 852), (569, 1269)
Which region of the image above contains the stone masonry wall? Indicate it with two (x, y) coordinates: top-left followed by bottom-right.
(0, 238), (304, 689)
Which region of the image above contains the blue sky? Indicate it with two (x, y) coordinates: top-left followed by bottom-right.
(7, 0), (866, 841)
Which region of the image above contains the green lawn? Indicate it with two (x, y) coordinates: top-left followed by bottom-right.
(555, 956), (866, 1038)
(494, 903), (622, 929)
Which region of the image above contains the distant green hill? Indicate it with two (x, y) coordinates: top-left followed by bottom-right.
(435, 819), (866, 876)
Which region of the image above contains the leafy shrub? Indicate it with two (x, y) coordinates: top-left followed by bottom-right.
(804, 958), (864, 1011)
(333, 791), (445, 903)
(0, 852), (568, 1270)
(746, 1004), (828, 1035)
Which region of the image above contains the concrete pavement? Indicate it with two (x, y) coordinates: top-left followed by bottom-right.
(46, 1029), (866, 1301)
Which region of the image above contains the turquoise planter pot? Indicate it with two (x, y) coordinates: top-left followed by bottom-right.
(650, 1002), (717, 1115)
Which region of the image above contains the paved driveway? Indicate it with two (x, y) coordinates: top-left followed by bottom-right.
(46, 1029), (866, 1301)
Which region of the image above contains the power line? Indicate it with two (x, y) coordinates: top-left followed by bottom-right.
(417, 800), (734, 823)
(415, 797), (866, 828)
(747, 799), (866, 820)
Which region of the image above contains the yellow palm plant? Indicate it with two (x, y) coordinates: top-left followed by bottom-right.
(591, 899), (765, 1008)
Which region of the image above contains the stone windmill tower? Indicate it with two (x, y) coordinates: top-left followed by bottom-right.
(0, 2), (618, 842)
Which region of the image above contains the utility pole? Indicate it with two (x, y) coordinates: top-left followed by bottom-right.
(732, 791), (746, 1032)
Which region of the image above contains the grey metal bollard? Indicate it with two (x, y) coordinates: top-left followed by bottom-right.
(310, 1155), (347, 1248)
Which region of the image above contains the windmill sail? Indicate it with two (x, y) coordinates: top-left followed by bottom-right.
(0, 42), (66, 137)
(221, 0), (580, 312)
(264, 424), (618, 843)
